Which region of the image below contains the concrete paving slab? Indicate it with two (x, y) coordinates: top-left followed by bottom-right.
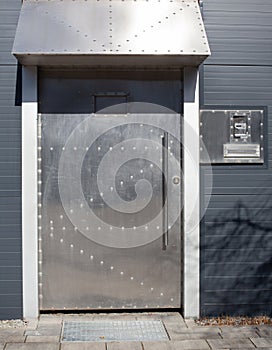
(142, 341), (173, 350)
(207, 338), (255, 349)
(36, 325), (62, 336)
(26, 319), (38, 331)
(257, 326), (272, 338)
(166, 326), (222, 334)
(137, 313), (185, 324)
(0, 335), (26, 343)
(26, 336), (60, 342)
(25, 330), (42, 336)
(220, 330), (259, 338)
(62, 315), (95, 321)
(184, 319), (198, 328)
(0, 343), (4, 350)
(39, 315), (63, 321)
(0, 328), (25, 336)
(5, 343), (60, 350)
(38, 319), (63, 326)
(143, 340), (210, 350)
(251, 337), (272, 347)
(168, 331), (221, 341)
(61, 343), (106, 350)
(91, 313), (138, 320)
(107, 341), (142, 350)
(220, 326), (259, 333)
(164, 322), (221, 340)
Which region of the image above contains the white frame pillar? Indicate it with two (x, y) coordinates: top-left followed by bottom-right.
(22, 66), (39, 319)
(183, 67), (200, 318)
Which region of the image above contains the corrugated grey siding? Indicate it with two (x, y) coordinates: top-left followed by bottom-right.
(203, 0), (272, 66)
(0, 0), (22, 319)
(201, 1), (272, 315)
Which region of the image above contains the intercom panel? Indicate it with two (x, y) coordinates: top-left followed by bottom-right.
(200, 109), (264, 164)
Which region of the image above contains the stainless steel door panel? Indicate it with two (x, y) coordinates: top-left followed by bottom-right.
(39, 113), (181, 310)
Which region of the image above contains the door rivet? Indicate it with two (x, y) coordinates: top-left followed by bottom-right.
(173, 176), (180, 185)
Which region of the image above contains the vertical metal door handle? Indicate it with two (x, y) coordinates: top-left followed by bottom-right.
(162, 132), (168, 250)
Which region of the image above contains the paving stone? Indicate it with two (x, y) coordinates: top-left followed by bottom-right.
(232, 349), (272, 350)
(25, 330), (42, 336)
(0, 343), (4, 350)
(36, 325), (62, 336)
(61, 343), (106, 350)
(220, 330), (259, 338)
(26, 318), (38, 331)
(26, 335), (60, 342)
(91, 313), (137, 320)
(137, 313), (185, 325)
(38, 319), (63, 326)
(257, 326), (272, 338)
(167, 326), (221, 335)
(0, 335), (26, 343)
(107, 341), (142, 350)
(63, 315), (95, 322)
(0, 329), (25, 336)
(163, 319), (190, 332)
(39, 315), (63, 322)
(5, 343), (60, 350)
(207, 338), (255, 349)
(250, 337), (272, 347)
(142, 341), (174, 350)
(164, 322), (221, 341)
(185, 319), (198, 328)
(220, 326), (258, 332)
(169, 331), (221, 341)
(159, 313), (185, 323)
(143, 340), (210, 350)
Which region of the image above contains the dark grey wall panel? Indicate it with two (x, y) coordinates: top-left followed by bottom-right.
(201, 67), (272, 316)
(205, 248), (272, 263)
(0, 163), (20, 177)
(0, 266), (21, 280)
(0, 1), (20, 65)
(201, 0), (272, 316)
(0, 280), (21, 294)
(203, 0), (272, 66)
(0, 295), (22, 308)
(0, 252), (21, 265)
(0, 0), (22, 320)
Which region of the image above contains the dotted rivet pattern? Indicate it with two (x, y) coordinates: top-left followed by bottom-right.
(62, 320), (169, 342)
(38, 113), (181, 310)
(15, 0), (210, 55)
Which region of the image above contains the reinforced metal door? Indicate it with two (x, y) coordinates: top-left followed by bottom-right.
(39, 111), (182, 310)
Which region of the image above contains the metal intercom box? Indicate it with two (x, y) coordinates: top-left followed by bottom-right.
(200, 109), (264, 164)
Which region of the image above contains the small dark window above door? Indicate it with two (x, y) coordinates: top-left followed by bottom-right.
(92, 92), (129, 114)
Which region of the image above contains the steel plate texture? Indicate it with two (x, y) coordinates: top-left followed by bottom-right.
(12, 0), (210, 66)
(39, 113), (182, 310)
(62, 320), (169, 342)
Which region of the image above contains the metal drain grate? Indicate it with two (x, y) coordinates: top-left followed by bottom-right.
(62, 320), (169, 342)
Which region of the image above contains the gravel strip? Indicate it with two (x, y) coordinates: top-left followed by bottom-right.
(196, 316), (272, 326)
(0, 319), (28, 328)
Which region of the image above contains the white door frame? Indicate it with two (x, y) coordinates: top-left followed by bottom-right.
(183, 67), (200, 318)
(21, 66), (200, 319)
(22, 66), (39, 319)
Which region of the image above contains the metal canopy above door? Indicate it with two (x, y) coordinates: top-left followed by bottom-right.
(12, 0), (210, 67)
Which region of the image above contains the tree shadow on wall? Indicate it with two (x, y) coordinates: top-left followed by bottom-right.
(202, 196), (272, 317)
